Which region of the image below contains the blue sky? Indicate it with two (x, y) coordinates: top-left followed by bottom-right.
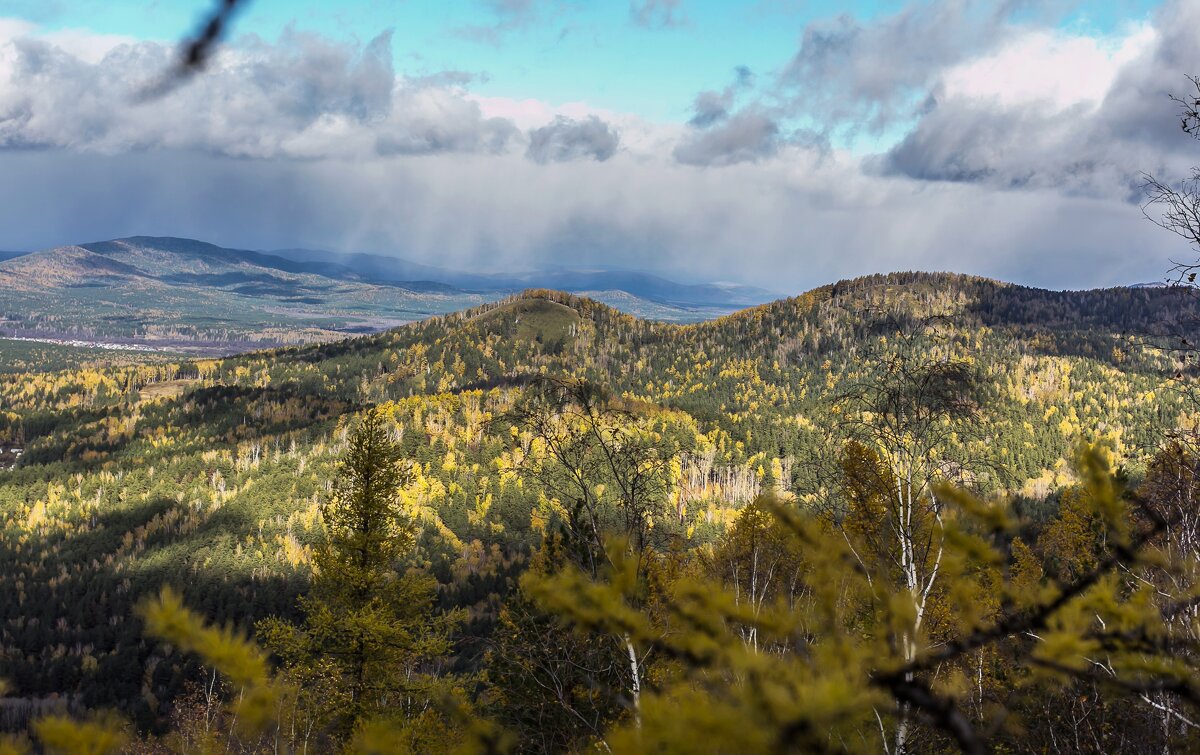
(0, 0), (1195, 290)
(5, 0), (1164, 122)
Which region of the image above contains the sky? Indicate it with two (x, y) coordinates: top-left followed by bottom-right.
(0, 0), (1196, 292)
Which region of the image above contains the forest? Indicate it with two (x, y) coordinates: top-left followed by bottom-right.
(1, 272), (1200, 753)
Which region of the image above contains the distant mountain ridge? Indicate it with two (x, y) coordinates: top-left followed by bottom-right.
(267, 245), (777, 307)
(0, 236), (757, 352)
(0, 237), (500, 351)
(19, 235), (775, 308)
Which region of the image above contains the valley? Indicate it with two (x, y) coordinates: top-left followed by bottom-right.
(0, 237), (768, 356)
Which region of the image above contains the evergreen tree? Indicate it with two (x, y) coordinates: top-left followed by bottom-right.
(259, 407), (457, 738)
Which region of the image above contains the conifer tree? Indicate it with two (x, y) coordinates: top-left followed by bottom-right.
(259, 406), (456, 738)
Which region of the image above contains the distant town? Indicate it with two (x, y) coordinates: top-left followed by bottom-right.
(0, 335), (175, 353)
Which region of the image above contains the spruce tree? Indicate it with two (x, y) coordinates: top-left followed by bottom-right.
(259, 407), (455, 738)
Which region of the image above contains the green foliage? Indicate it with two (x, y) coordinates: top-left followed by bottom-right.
(0, 278), (1197, 750)
(140, 586), (278, 734)
(317, 407), (414, 579)
(0, 339), (172, 375)
(519, 447), (1200, 753)
(259, 407), (459, 736)
(482, 536), (632, 752)
(31, 713), (128, 755)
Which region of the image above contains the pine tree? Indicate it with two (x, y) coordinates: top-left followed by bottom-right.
(259, 406), (457, 738)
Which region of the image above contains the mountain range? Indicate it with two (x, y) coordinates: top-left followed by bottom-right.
(0, 236), (775, 353)
(267, 245), (774, 307)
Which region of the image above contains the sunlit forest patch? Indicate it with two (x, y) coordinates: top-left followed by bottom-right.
(0, 274), (1198, 750)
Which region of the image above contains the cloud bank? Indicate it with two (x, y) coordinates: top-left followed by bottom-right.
(1, 1), (1199, 292)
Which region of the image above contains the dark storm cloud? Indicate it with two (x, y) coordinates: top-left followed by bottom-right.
(630, 0), (685, 29)
(0, 139), (1181, 294)
(526, 115), (620, 163)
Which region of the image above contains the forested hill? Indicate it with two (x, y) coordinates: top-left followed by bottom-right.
(258, 270), (1194, 399)
(0, 270), (1196, 738)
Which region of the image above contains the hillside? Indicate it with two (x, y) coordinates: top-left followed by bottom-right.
(0, 238), (760, 353)
(0, 238), (490, 353)
(0, 271), (1196, 738)
(0, 337), (178, 375)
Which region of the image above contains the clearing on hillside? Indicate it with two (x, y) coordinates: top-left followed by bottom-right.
(139, 379), (201, 402)
(470, 297), (582, 347)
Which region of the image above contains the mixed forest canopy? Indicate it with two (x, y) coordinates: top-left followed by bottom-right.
(1, 272), (1200, 752)
(5, 1), (1200, 751)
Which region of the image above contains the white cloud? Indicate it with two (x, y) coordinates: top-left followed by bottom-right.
(41, 27), (140, 64)
(0, 22), (616, 160)
(0, 18), (35, 42)
(877, 1), (1199, 197)
(941, 24), (1157, 111)
(468, 93), (679, 155)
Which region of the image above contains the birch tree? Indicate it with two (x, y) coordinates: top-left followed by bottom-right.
(504, 377), (681, 733)
(833, 310), (981, 754)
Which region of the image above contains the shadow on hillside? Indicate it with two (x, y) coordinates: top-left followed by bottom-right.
(14, 383), (353, 476)
(963, 286), (1200, 371)
(0, 494), (306, 731)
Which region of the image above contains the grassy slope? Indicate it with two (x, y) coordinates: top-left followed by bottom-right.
(469, 298), (582, 344)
